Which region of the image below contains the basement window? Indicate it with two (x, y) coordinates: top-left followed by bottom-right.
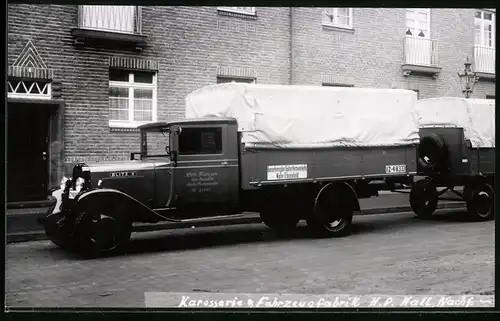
(217, 76), (256, 84)
(217, 7), (256, 16)
(322, 83), (354, 87)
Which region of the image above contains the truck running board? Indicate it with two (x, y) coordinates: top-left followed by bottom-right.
(180, 213), (247, 223)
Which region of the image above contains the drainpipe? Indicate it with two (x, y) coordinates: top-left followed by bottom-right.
(290, 7), (295, 85)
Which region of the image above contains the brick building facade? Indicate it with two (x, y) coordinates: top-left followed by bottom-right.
(7, 6), (496, 203)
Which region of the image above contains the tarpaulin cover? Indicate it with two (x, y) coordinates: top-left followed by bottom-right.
(415, 97), (495, 148)
(185, 83), (420, 148)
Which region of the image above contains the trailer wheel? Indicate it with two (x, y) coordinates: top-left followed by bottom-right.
(73, 198), (133, 258)
(307, 183), (356, 237)
(410, 180), (438, 219)
(465, 183), (494, 221)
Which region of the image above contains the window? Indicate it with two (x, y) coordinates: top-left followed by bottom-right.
(109, 69), (157, 128)
(179, 127), (223, 155)
(475, 10), (495, 47)
(217, 76), (255, 84)
(322, 83), (354, 87)
(486, 95), (495, 99)
(322, 8), (353, 29)
(79, 5), (140, 34)
(406, 8), (430, 37)
(217, 7), (256, 15)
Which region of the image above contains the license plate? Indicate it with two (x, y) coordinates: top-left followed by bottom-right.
(385, 164), (407, 174)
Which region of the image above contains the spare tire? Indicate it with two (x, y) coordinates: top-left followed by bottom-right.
(418, 133), (447, 171)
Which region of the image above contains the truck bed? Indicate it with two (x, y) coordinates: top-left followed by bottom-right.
(239, 145), (417, 190)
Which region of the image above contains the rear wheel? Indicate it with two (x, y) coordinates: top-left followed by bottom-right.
(410, 180), (438, 219)
(307, 184), (355, 237)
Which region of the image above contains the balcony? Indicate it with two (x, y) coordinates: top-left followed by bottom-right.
(401, 36), (441, 78)
(474, 45), (495, 80)
(72, 5), (147, 50)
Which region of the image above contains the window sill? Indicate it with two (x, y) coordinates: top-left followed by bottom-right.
(474, 44), (496, 49)
(401, 64), (441, 79)
(217, 8), (257, 20)
(109, 121), (154, 132)
(72, 28), (147, 50)
(322, 24), (355, 33)
(475, 71), (495, 81)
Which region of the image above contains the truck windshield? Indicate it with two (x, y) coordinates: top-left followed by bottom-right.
(143, 129), (169, 157)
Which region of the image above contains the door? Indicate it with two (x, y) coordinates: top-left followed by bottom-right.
(7, 103), (50, 203)
(405, 8), (431, 66)
(171, 124), (239, 212)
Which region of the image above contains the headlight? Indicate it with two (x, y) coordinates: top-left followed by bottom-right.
(68, 177), (85, 199)
(60, 176), (70, 190)
(75, 177), (85, 192)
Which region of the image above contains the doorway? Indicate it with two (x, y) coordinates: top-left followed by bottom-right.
(7, 103), (51, 202)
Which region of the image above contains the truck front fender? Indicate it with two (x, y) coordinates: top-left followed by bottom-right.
(75, 188), (175, 223)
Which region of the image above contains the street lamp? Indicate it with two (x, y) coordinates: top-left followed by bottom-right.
(457, 57), (478, 98)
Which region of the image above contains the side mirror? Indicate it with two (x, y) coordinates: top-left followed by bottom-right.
(170, 150), (178, 166)
(169, 125), (181, 166)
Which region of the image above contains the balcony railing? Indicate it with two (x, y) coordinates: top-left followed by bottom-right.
(474, 45), (495, 74)
(78, 5), (142, 34)
(403, 36), (439, 67)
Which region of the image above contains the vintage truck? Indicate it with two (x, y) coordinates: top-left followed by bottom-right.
(40, 84), (421, 257)
(406, 97), (495, 221)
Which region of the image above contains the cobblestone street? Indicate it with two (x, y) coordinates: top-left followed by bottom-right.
(6, 209), (495, 308)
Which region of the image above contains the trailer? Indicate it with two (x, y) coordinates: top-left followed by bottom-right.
(40, 83), (421, 257)
(407, 97), (495, 221)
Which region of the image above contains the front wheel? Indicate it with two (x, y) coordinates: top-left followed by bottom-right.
(73, 201), (133, 258)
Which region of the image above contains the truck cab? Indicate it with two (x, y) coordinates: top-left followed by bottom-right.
(157, 118), (240, 214)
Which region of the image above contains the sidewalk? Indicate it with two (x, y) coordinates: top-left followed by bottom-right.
(6, 191), (465, 243)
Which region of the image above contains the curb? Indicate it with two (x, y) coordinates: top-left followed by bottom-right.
(361, 201), (464, 215)
(6, 202), (466, 244)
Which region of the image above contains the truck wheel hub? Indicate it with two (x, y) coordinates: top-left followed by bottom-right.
(88, 215), (119, 247)
(328, 220), (342, 228)
(475, 191), (491, 217)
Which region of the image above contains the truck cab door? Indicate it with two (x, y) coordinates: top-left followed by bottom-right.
(170, 124), (239, 212)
